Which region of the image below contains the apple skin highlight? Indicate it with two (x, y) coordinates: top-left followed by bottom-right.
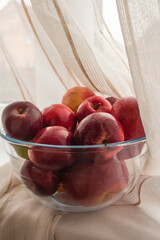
(76, 95), (112, 122)
(111, 97), (145, 140)
(42, 104), (77, 132)
(2, 101), (43, 141)
(28, 126), (74, 171)
(74, 112), (124, 145)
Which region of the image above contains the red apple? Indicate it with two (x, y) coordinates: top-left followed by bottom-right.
(74, 112), (124, 145)
(21, 160), (60, 196)
(106, 96), (119, 105)
(42, 104), (77, 132)
(111, 97), (145, 140)
(62, 156), (128, 206)
(28, 126), (74, 171)
(2, 101), (43, 141)
(76, 96), (112, 122)
(62, 86), (95, 113)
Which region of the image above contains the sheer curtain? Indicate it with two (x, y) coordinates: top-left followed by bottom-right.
(117, 0), (160, 175)
(0, 0), (134, 108)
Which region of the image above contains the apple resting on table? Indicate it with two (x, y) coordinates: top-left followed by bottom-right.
(28, 126), (74, 171)
(21, 160), (60, 196)
(42, 104), (77, 132)
(2, 101), (43, 141)
(62, 155), (128, 206)
(62, 86), (95, 113)
(76, 96), (112, 122)
(111, 97), (145, 140)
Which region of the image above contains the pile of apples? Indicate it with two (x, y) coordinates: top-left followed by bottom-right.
(1, 86), (145, 207)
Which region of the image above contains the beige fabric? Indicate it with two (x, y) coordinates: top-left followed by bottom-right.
(0, 164), (66, 240)
(56, 203), (160, 240)
(0, 0), (134, 109)
(30, 0), (133, 100)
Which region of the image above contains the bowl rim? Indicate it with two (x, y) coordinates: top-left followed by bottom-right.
(0, 128), (146, 149)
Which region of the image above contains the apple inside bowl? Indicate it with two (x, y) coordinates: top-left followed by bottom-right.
(0, 129), (148, 212)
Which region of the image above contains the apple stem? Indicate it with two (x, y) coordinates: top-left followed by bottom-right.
(94, 103), (101, 110)
(102, 140), (107, 146)
(19, 108), (24, 114)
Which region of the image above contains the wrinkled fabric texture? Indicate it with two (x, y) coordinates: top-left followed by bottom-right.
(0, 164), (66, 240)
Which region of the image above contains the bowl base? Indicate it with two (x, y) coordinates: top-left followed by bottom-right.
(48, 191), (125, 212)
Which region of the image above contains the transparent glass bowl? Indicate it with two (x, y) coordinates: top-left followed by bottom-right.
(0, 129), (148, 212)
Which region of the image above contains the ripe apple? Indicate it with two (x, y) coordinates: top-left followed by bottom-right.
(42, 104), (77, 132)
(21, 160), (60, 196)
(28, 126), (74, 171)
(2, 101), (43, 141)
(62, 156), (128, 206)
(106, 96), (119, 105)
(76, 96), (112, 122)
(62, 86), (95, 113)
(111, 97), (145, 140)
(74, 112), (124, 145)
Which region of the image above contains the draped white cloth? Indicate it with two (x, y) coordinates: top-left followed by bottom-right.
(117, 0), (160, 175)
(1, 0), (160, 239)
(0, 0), (134, 107)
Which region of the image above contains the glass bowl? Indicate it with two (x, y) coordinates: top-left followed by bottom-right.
(0, 129), (148, 212)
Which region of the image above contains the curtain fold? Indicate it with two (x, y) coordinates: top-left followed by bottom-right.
(0, 0), (134, 109)
(116, 0), (160, 175)
(30, 0), (133, 98)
